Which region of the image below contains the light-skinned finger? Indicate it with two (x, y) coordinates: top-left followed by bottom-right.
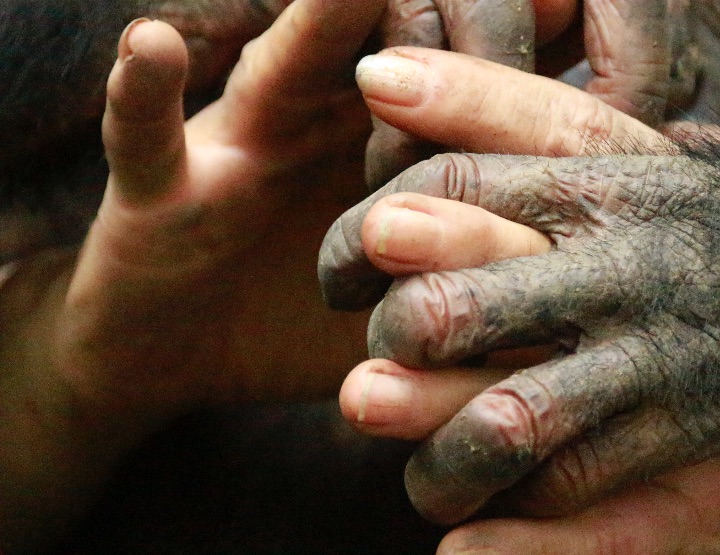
(366, 0), (535, 191)
(356, 47), (668, 157)
(206, 0), (385, 146)
(339, 359), (513, 441)
(102, 19), (188, 205)
(339, 345), (559, 440)
(361, 192), (551, 275)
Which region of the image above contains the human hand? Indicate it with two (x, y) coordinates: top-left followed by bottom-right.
(435, 458), (720, 554)
(366, 0), (691, 190)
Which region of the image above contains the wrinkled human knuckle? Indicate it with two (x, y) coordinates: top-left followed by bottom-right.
(559, 103), (613, 157)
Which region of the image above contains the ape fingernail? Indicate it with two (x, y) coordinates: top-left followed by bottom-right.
(118, 18), (152, 61)
(356, 54), (429, 106)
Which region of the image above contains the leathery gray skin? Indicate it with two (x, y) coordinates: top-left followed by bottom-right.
(318, 145), (720, 525)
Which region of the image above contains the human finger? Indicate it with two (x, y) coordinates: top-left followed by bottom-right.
(196, 0), (385, 147)
(339, 359), (514, 441)
(102, 19), (189, 205)
(361, 192), (551, 276)
(366, 0), (535, 191)
(339, 345), (558, 440)
(356, 47), (667, 157)
(438, 459), (720, 555)
(583, 0), (672, 127)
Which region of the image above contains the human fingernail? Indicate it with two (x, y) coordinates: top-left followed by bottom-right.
(357, 368), (412, 425)
(118, 18), (152, 61)
(356, 54), (429, 106)
(374, 207), (442, 264)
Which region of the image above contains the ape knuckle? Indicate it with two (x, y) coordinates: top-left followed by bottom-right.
(540, 444), (600, 512)
(472, 375), (557, 457)
(437, 153), (482, 205)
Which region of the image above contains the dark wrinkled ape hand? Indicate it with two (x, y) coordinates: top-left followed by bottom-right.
(366, 0), (689, 190)
(333, 149), (720, 526)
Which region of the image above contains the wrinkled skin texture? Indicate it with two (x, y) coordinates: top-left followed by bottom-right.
(319, 0), (720, 543)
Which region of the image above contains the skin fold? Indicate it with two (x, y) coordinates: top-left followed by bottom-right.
(320, 1), (720, 552)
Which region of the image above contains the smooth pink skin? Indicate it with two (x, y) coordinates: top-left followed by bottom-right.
(60, 0), (386, 414)
(340, 344), (558, 440)
(438, 458), (720, 555)
(361, 193), (551, 276)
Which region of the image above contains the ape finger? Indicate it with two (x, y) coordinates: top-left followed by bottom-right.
(402, 330), (675, 525)
(103, 19), (188, 205)
(494, 402), (720, 518)
(583, 0), (673, 126)
(367, 242), (653, 367)
(319, 152), (680, 311)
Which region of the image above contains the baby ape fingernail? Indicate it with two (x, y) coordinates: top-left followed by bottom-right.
(356, 54), (429, 106)
(118, 18), (152, 61)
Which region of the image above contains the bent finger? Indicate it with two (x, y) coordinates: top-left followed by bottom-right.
(204, 0), (385, 145)
(103, 19), (189, 205)
(496, 403), (720, 517)
(361, 192), (551, 276)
